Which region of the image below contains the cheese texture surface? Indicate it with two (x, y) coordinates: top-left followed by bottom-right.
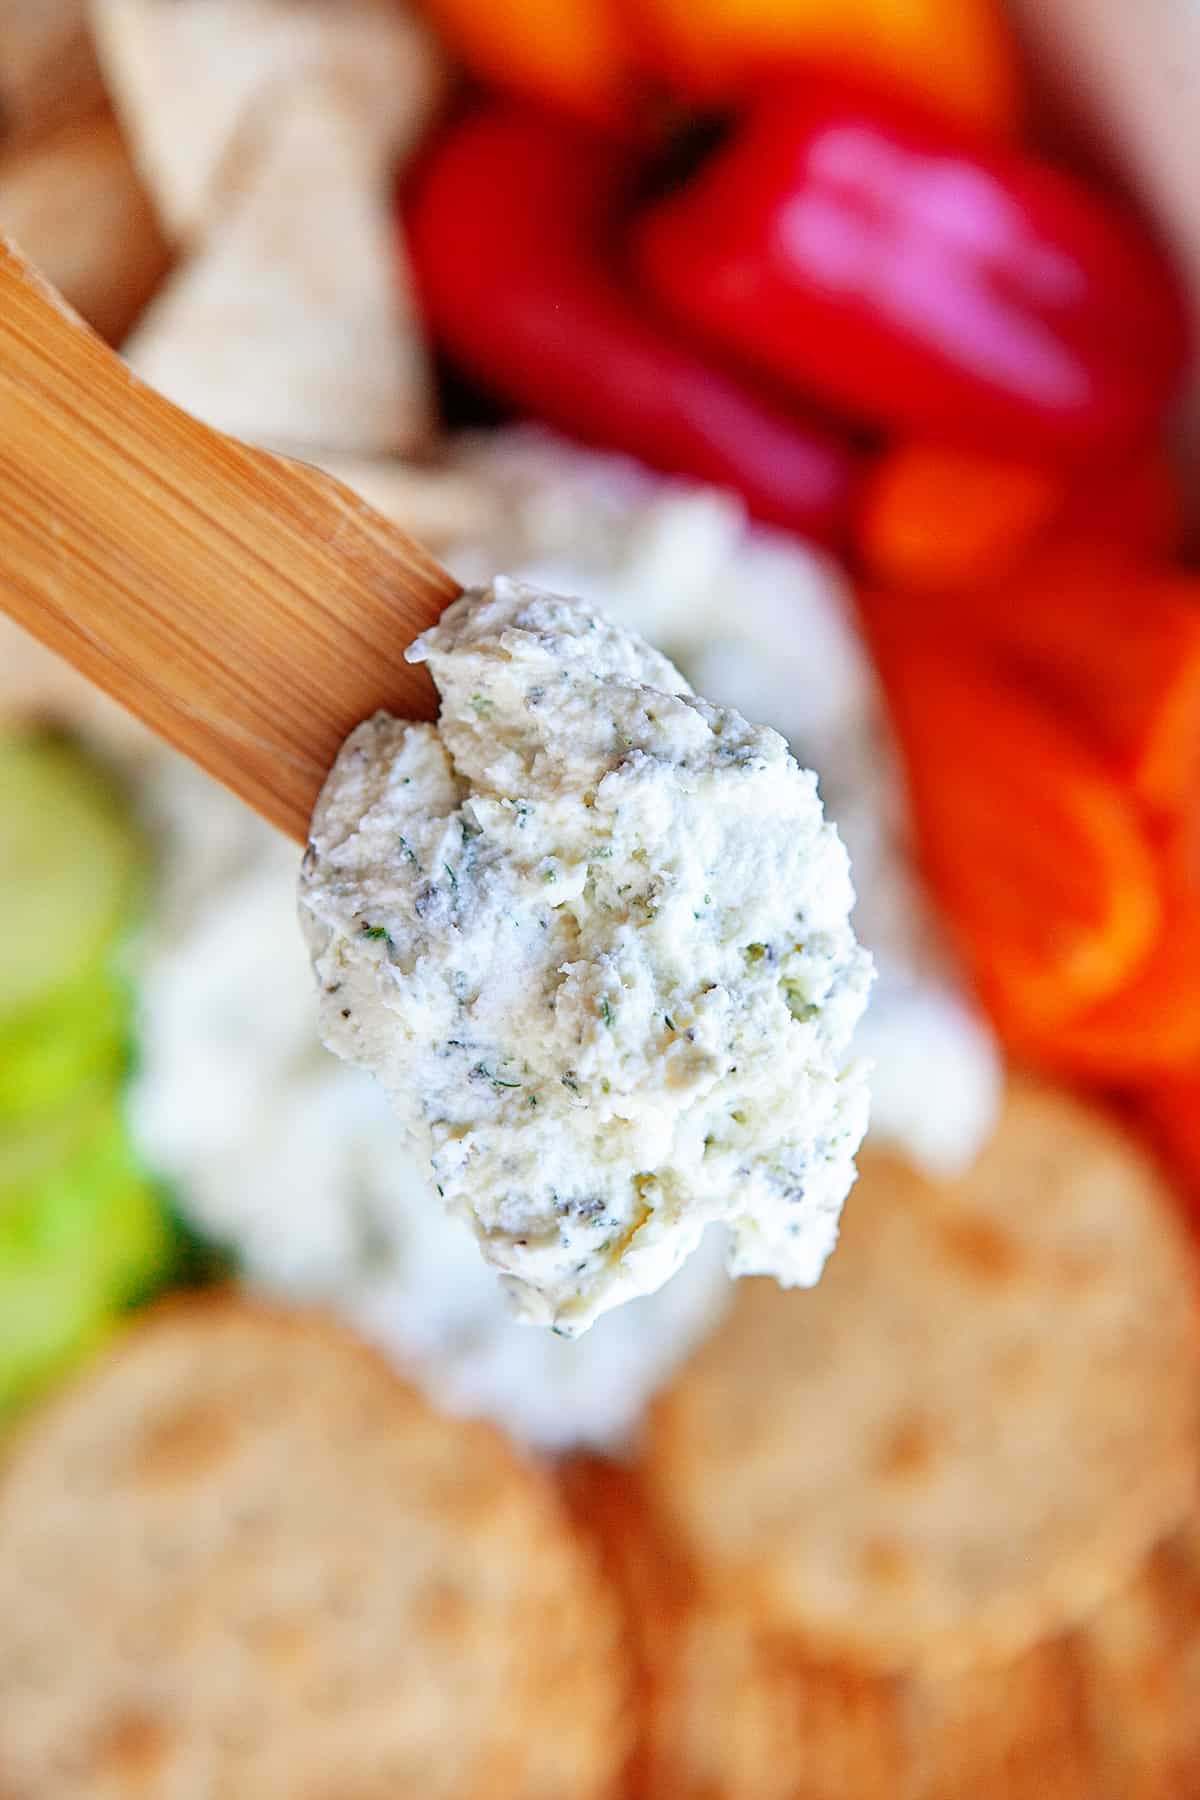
(300, 579), (871, 1332)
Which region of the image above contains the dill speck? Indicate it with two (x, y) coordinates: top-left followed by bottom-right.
(397, 835), (418, 868)
(444, 863), (458, 892)
(663, 1012), (676, 1031)
(470, 693), (493, 716)
(474, 1062), (521, 1089)
(599, 997), (614, 1028)
(359, 923), (392, 947)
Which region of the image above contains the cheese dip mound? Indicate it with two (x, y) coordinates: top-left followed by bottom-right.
(300, 578), (872, 1334)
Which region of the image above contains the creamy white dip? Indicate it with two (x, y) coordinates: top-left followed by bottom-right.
(299, 579), (872, 1334)
(123, 440), (998, 1449)
(447, 430), (1001, 1175)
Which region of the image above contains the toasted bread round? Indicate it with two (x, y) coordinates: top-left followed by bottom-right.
(0, 1297), (629, 1799)
(643, 1081), (1200, 1674)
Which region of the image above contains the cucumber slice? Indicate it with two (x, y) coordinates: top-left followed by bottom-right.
(0, 1088), (111, 1196)
(0, 734), (143, 1023)
(0, 1101), (174, 1418)
(0, 962), (130, 1122)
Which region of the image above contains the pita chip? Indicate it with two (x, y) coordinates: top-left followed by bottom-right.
(0, 109), (170, 343)
(89, 0), (444, 245)
(123, 76), (432, 455)
(0, 1), (104, 148)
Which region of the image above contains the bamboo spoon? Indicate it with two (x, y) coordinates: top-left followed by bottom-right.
(0, 235), (460, 840)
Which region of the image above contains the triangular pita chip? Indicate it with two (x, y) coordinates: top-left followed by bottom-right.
(123, 76), (432, 454)
(316, 455), (501, 553)
(90, 0), (444, 244)
(0, 0), (104, 147)
(0, 110), (169, 343)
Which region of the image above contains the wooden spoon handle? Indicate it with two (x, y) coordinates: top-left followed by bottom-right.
(0, 236), (459, 840)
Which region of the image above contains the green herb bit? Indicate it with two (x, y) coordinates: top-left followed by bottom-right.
(360, 923), (393, 947)
(476, 1062), (521, 1089)
(599, 997), (614, 1028)
(470, 693), (493, 716)
(663, 1013), (676, 1031)
(444, 863), (458, 892)
(397, 835), (418, 867)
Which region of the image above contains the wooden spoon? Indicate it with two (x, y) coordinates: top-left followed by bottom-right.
(0, 235), (460, 840)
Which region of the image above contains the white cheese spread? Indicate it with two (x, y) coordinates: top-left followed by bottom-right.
(130, 756), (732, 1453)
(299, 578), (872, 1334)
(447, 429), (1001, 1175)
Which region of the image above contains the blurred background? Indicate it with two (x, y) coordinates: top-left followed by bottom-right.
(3, 0), (1200, 1793)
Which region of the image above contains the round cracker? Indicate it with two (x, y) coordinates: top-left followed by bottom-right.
(572, 1458), (1091, 1800)
(1074, 1514), (1200, 1798)
(644, 1081), (1200, 1673)
(0, 1297), (630, 1799)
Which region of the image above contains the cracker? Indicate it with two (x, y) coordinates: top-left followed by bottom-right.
(644, 1080), (1200, 1673)
(642, 1619), (1095, 1800)
(315, 456), (502, 555)
(1074, 1514), (1200, 1798)
(0, 109), (169, 344)
(89, 0), (442, 245)
(0, 1296), (630, 1799)
(577, 1460), (1097, 1799)
(902, 1643), (1092, 1800)
(566, 1459), (900, 1800)
(123, 73), (432, 455)
(0, 1), (103, 148)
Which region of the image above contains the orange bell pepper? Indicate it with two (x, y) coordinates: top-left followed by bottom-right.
(1012, 868), (1200, 1078)
(858, 449), (1063, 593)
(862, 613), (1161, 1032)
(860, 541), (1200, 823)
(635, 0), (1021, 133)
(414, 0), (1020, 136)
(857, 447), (1183, 594)
(413, 0), (637, 127)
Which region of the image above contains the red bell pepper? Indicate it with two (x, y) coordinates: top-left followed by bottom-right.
(633, 82), (1191, 460)
(402, 105), (859, 544)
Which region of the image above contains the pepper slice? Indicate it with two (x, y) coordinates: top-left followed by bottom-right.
(861, 614), (1161, 1032)
(860, 542), (1200, 822)
(637, 0), (1021, 133)
(633, 82), (1190, 459)
(1017, 879), (1200, 1079)
(857, 446), (1183, 593)
(403, 105), (859, 545)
